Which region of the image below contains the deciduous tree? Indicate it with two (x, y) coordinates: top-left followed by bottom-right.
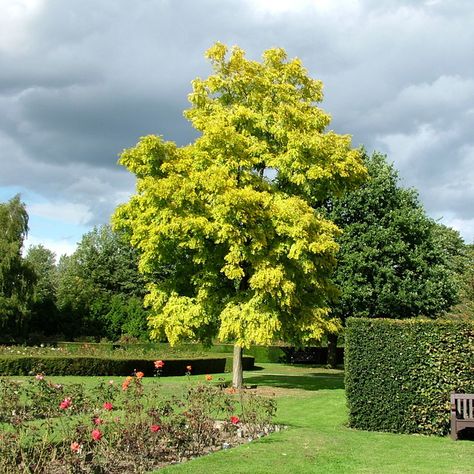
(56, 224), (146, 339)
(321, 153), (464, 366)
(114, 43), (366, 387)
(447, 243), (474, 319)
(0, 195), (35, 339)
(25, 244), (58, 337)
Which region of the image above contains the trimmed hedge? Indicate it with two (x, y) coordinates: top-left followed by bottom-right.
(53, 342), (340, 364)
(0, 356), (254, 377)
(345, 318), (474, 436)
(281, 346), (344, 365)
(55, 341), (286, 363)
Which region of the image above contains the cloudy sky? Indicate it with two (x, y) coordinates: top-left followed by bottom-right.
(1, 0), (473, 258)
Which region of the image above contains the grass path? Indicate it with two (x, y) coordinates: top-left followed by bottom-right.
(157, 364), (474, 474)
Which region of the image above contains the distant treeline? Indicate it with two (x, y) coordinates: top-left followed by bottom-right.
(0, 153), (472, 344)
(0, 201), (149, 343)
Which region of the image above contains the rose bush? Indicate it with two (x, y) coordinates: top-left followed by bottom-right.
(0, 371), (277, 473)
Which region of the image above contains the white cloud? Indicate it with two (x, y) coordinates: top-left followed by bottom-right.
(433, 215), (474, 245)
(0, 0), (45, 52)
(24, 234), (78, 260)
(29, 201), (92, 226)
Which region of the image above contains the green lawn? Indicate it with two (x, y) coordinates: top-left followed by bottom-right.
(155, 364), (474, 474)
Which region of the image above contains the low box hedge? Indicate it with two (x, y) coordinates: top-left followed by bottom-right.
(0, 355), (254, 377)
(53, 341), (340, 364)
(57, 341), (286, 363)
(345, 318), (474, 436)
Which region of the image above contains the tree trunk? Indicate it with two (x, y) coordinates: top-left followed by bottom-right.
(232, 344), (243, 389)
(327, 333), (338, 368)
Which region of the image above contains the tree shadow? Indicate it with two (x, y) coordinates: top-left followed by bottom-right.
(246, 365), (265, 371)
(242, 373), (344, 391)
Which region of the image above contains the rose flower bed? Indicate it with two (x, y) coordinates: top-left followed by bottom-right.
(0, 364), (277, 473)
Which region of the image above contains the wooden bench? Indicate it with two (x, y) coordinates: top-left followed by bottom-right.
(451, 393), (474, 440)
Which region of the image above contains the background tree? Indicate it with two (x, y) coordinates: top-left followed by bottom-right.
(447, 243), (474, 319)
(321, 153), (464, 365)
(114, 43), (366, 387)
(24, 244), (59, 337)
(56, 224), (147, 340)
(0, 195), (35, 340)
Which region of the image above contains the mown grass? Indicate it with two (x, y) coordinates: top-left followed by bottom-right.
(157, 364), (474, 474)
(4, 364), (474, 473)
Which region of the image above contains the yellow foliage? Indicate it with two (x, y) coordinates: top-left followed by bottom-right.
(113, 43), (367, 348)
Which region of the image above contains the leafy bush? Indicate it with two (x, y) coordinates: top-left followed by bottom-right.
(281, 346), (344, 365)
(345, 318), (474, 435)
(0, 374), (277, 473)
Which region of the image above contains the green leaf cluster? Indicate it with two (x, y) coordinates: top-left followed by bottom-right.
(114, 44), (366, 348)
(345, 318), (474, 435)
(448, 243), (474, 318)
(0, 195), (35, 338)
(56, 224), (148, 340)
(24, 245), (59, 336)
(323, 153), (464, 321)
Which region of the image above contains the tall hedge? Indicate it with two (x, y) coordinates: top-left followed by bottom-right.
(345, 318), (474, 436)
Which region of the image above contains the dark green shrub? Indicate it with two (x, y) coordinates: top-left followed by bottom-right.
(0, 356), (254, 376)
(280, 346), (344, 365)
(32, 341), (344, 364)
(345, 318), (474, 435)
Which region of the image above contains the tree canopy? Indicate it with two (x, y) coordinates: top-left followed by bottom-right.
(113, 43), (366, 352)
(448, 243), (474, 319)
(56, 224), (147, 340)
(323, 152), (464, 321)
(25, 244), (58, 336)
(0, 195), (35, 338)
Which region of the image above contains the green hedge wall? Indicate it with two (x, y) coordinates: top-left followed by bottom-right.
(55, 341), (286, 363)
(0, 356), (254, 377)
(54, 342), (341, 364)
(345, 318), (474, 436)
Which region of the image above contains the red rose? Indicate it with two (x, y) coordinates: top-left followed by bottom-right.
(91, 429), (102, 441)
(60, 398), (72, 410)
(103, 402), (113, 411)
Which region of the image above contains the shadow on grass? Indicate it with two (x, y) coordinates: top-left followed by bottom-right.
(246, 365), (265, 371)
(242, 373), (344, 391)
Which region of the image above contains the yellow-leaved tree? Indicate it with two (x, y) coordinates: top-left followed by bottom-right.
(113, 43), (366, 387)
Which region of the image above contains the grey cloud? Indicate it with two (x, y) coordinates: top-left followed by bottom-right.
(0, 0), (473, 242)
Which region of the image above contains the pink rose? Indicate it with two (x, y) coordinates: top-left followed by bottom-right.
(59, 398), (72, 410)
